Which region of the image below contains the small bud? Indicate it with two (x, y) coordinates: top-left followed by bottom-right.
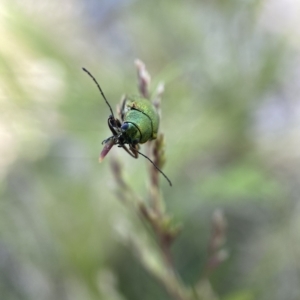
(99, 139), (114, 162)
(210, 209), (227, 250)
(152, 82), (165, 111)
(135, 59), (151, 98)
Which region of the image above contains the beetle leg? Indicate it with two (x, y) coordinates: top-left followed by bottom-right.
(107, 116), (122, 138)
(128, 144), (139, 159)
(120, 144), (137, 158)
(102, 136), (114, 145)
(101, 116), (119, 145)
(118, 144), (138, 159)
(108, 116), (121, 132)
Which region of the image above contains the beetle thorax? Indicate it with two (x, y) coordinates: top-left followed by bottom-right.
(120, 122), (141, 144)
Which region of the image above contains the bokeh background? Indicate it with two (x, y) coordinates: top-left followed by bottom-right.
(1, 0), (300, 299)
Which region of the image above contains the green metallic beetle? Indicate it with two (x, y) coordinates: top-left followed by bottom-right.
(82, 68), (172, 186)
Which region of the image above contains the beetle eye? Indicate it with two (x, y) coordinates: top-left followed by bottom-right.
(121, 123), (129, 131)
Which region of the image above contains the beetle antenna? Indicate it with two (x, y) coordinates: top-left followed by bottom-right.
(82, 67), (115, 118)
(136, 150), (172, 187)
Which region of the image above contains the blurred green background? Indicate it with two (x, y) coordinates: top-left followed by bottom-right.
(1, 0), (300, 299)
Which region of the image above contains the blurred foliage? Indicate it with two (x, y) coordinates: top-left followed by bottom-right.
(1, 0), (300, 299)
